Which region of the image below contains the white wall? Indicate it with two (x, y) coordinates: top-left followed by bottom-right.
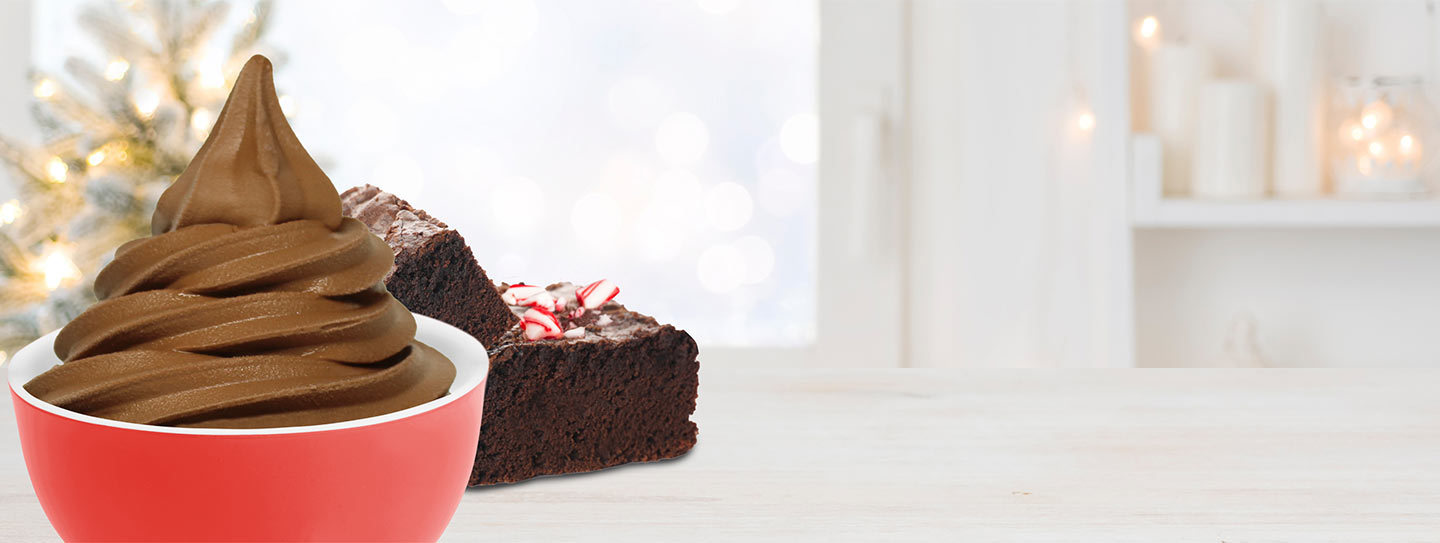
(907, 1), (1132, 368)
(1136, 229), (1440, 368)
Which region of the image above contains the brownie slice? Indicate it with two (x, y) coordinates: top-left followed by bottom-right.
(344, 185), (700, 486)
(476, 282), (699, 485)
(339, 184), (517, 347)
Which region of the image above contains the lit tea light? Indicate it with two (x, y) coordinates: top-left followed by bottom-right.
(1368, 140), (1385, 159)
(1360, 100), (1392, 131)
(1345, 123), (1365, 142)
(1133, 16), (1161, 50)
(1139, 17), (1159, 38)
(1076, 109), (1096, 133)
(1332, 78), (1432, 197)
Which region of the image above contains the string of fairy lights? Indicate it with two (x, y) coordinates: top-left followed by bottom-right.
(0, 0), (279, 362)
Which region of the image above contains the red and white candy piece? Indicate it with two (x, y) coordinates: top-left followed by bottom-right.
(503, 284), (559, 312)
(576, 279), (619, 310)
(501, 284), (539, 305)
(520, 307), (565, 341)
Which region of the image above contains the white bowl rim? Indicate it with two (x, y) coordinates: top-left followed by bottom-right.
(6, 314), (488, 436)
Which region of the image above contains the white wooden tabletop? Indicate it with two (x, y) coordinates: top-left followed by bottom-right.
(4, 368), (1440, 542)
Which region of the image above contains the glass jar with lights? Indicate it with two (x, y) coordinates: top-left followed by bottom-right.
(1330, 76), (1439, 198)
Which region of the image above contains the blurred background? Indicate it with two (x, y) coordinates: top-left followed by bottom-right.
(1, 0), (1438, 369)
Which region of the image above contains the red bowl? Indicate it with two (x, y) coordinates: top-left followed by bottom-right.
(7, 315), (487, 542)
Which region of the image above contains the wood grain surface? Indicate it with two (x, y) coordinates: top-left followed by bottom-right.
(4, 369), (1439, 541)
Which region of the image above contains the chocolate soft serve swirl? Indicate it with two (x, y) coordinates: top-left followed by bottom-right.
(24, 55), (456, 429)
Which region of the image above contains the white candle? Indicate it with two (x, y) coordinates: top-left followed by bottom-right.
(1192, 81), (1270, 199)
(1255, 0), (1325, 197)
(1149, 42), (1213, 196)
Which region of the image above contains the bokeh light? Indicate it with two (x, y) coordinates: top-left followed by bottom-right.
(345, 98), (399, 152)
(32, 79), (57, 99)
(634, 209), (689, 262)
(45, 157), (68, 184)
(490, 176), (545, 234)
(655, 112), (710, 165)
(449, 28), (509, 88)
(571, 192), (623, 244)
(493, 252), (528, 281)
(369, 154), (427, 200)
(0, 200), (23, 225)
(37, 243), (81, 291)
(197, 62), (225, 90)
(340, 24), (406, 82)
(148, 0), (825, 347)
(757, 168), (808, 218)
(607, 77), (675, 132)
(190, 107), (215, 139)
(696, 243), (746, 293)
(779, 112), (819, 164)
(651, 169), (704, 218)
(696, 0), (742, 15)
(132, 88), (160, 118)
(480, 0), (539, 47)
(440, 0), (487, 15)
(732, 235), (774, 285)
(704, 181), (754, 231)
(104, 58), (129, 81)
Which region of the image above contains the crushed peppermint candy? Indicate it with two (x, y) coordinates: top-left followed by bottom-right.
(505, 280), (621, 341)
(501, 284), (540, 305)
(576, 279), (619, 310)
(502, 284), (559, 312)
(520, 307), (564, 341)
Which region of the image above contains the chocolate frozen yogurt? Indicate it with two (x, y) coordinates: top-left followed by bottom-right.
(24, 55), (455, 429)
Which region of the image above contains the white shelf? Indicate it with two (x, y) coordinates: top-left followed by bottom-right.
(1132, 198), (1440, 228)
(1129, 133), (1440, 228)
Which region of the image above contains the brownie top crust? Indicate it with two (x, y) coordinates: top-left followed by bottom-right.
(339, 184), (448, 249)
(494, 282), (671, 346)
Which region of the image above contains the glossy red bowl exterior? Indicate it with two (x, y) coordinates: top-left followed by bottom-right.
(7, 315), (487, 542)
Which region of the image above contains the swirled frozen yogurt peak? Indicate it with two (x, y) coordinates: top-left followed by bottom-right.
(25, 55), (455, 429)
